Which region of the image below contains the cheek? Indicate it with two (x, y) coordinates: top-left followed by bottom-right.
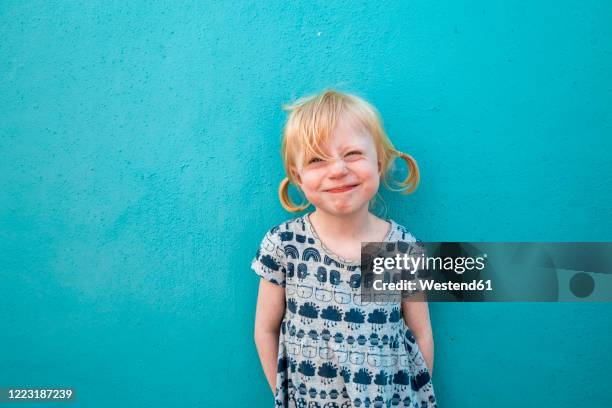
(300, 176), (326, 206)
(354, 161), (380, 194)
(299, 172), (322, 194)
(353, 160), (379, 182)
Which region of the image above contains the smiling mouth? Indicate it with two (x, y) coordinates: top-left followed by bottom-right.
(325, 184), (360, 193)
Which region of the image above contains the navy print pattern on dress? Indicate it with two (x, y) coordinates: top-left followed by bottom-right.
(251, 213), (436, 407)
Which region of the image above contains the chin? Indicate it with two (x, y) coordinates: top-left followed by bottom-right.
(325, 200), (371, 215)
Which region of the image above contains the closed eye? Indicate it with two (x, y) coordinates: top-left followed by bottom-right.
(308, 157), (323, 164)
(346, 151), (362, 157)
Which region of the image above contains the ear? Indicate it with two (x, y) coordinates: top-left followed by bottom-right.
(290, 166), (302, 185)
(377, 161), (382, 176)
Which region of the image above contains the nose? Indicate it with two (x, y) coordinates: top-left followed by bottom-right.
(329, 157), (349, 178)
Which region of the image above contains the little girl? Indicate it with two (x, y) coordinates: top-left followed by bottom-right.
(252, 90), (437, 408)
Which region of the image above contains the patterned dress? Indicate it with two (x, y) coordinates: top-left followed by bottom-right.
(251, 212), (437, 408)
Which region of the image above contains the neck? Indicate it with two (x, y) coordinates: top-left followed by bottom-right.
(310, 206), (376, 241)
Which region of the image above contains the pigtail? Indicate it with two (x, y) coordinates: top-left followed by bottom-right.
(279, 177), (310, 213)
(382, 150), (420, 194)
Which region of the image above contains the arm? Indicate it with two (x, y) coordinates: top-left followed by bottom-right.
(254, 278), (286, 394)
(401, 291), (434, 375)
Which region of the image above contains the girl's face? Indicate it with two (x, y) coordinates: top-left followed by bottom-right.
(292, 114), (380, 216)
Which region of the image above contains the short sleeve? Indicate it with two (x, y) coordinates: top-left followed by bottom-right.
(251, 227), (287, 287)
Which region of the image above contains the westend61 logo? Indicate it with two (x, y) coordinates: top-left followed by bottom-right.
(360, 241), (494, 301)
(368, 251), (491, 293)
(361, 242), (612, 302)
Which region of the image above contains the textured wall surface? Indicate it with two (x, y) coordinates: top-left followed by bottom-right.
(1, 1), (611, 407)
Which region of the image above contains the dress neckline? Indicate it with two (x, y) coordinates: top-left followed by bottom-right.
(302, 211), (395, 266)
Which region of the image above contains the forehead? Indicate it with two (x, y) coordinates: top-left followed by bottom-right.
(292, 112), (377, 169)
(331, 115), (368, 141)
(320, 114), (374, 151)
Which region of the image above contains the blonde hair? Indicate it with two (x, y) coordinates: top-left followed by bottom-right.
(279, 89), (419, 213)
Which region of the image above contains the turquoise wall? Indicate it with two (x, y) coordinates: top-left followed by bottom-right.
(1, 1), (611, 407)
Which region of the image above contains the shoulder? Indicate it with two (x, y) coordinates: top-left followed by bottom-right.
(262, 214), (308, 244)
(255, 215), (308, 267)
(387, 219), (428, 257)
(388, 219), (420, 243)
